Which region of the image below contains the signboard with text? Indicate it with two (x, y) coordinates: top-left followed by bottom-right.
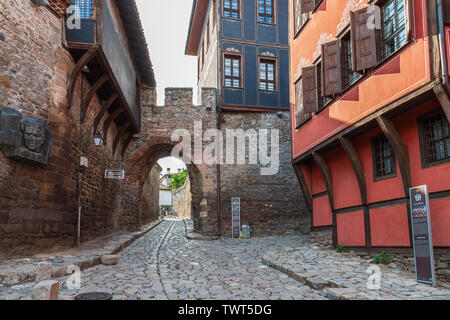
(231, 197), (240, 239)
(409, 185), (436, 286)
(105, 170), (125, 180)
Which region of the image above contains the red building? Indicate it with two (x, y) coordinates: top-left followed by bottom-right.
(290, 0), (450, 249)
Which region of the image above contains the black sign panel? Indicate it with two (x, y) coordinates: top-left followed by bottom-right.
(232, 198), (240, 239)
(409, 185), (436, 286)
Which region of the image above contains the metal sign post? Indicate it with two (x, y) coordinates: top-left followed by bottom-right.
(231, 197), (240, 239)
(409, 185), (436, 286)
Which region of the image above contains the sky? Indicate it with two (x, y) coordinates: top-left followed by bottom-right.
(136, 0), (198, 106)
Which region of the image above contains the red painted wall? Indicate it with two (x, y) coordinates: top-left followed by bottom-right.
(370, 205), (411, 247)
(325, 148), (361, 209)
(313, 195), (333, 227)
(430, 199), (450, 247)
(337, 211), (366, 247)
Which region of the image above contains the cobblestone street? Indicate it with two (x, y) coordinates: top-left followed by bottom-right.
(0, 218), (448, 300)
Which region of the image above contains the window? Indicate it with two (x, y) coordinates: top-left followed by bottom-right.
(258, 0), (275, 24)
(71, 0), (94, 19)
(224, 55), (241, 88)
(294, 0), (308, 36)
(381, 0), (407, 59)
(342, 32), (362, 89)
(224, 0), (240, 19)
(419, 110), (450, 166)
(259, 58), (276, 91)
(372, 134), (396, 180)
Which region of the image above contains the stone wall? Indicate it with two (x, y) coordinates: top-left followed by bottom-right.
(218, 111), (311, 237)
(173, 176), (192, 219)
(0, 0), (125, 258)
(141, 165), (162, 224)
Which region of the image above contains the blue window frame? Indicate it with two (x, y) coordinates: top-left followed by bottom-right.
(224, 0), (240, 19)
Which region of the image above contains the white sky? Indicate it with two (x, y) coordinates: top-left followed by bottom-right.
(136, 0), (198, 105)
(158, 157), (187, 177)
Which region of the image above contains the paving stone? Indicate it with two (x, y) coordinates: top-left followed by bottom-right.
(32, 280), (60, 300)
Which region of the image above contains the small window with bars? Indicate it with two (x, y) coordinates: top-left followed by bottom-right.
(381, 0), (407, 60)
(372, 134), (396, 180)
(70, 0), (94, 19)
(224, 54), (241, 88)
(259, 58), (276, 91)
(342, 32), (362, 89)
(223, 0), (240, 19)
(419, 110), (450, 166)
(258, 0), (275, 24)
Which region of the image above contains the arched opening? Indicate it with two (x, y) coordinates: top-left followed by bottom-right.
(135, 143), (202, 230)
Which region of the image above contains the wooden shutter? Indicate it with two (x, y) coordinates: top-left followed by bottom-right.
(302, 66), (317, 114)
(321, 40), (343, 97)
(350, 7), (381, 72)
(301, 0), (315, 14)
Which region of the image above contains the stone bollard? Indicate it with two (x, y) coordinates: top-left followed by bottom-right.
(33, 280), (60, 300)
(36, 262), (52, 282)
(101, 255), (118, 266)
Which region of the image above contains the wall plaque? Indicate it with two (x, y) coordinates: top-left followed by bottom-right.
(0, 107), (53, 165)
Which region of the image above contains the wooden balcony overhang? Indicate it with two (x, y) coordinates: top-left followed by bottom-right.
(62, 0), (155, 157)
(293, 79), (440, 165)
(65, 44), (138, 156)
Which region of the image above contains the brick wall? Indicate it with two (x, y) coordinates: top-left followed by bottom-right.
(141, 165), (161, 224)
(218, 112), (311, 237)
(173, 176), (192, 219)
(0, 0), (125, 258)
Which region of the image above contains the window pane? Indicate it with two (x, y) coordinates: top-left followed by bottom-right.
(268, 83), (274, 91)
(233, 79), (240, 87)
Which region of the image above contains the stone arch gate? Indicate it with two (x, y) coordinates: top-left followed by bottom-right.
(119, 87), (219, 236)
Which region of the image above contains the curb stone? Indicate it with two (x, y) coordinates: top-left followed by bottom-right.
(0, 219), (164, 287)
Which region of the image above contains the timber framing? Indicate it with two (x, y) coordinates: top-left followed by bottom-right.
(339, 136), (371, 246)
(292, 162), (313, 211)
(93, 93), (119, 134)
(113, 121), (131, 154)
(66, 49), (98, 109)
(103, 107), (125, 145)
(81, 74), (109, 123)
(433, 84), (450, 123)
(312, 152), (337, 246)
(376, 116), (412, 196)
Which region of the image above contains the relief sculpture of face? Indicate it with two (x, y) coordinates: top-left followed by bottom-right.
(20, 119), (46, 153)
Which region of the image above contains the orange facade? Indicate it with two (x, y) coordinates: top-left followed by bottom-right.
(290, 0), (450, 248)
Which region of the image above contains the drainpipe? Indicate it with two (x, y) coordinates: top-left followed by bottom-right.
(216, 0), (223, 237)
(437, 0), (450, 91)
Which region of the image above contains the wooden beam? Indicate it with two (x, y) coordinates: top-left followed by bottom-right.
(121, 132), (133, 158)
(433, 85), (450, 123)
(103, 107), (125, 145)
(81, 74), (109, 123)
(376, 116), (412, 196)
(339, 137), (371, 247)
(292, 162), (313, 211)
(312, 152), (334, 210)
(339, 137), (367, 205)
(67, 49), (97, 109)
(113, 121), (131, 155)
(312, 152), (337, 247)
(93, 93), (119, 134)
